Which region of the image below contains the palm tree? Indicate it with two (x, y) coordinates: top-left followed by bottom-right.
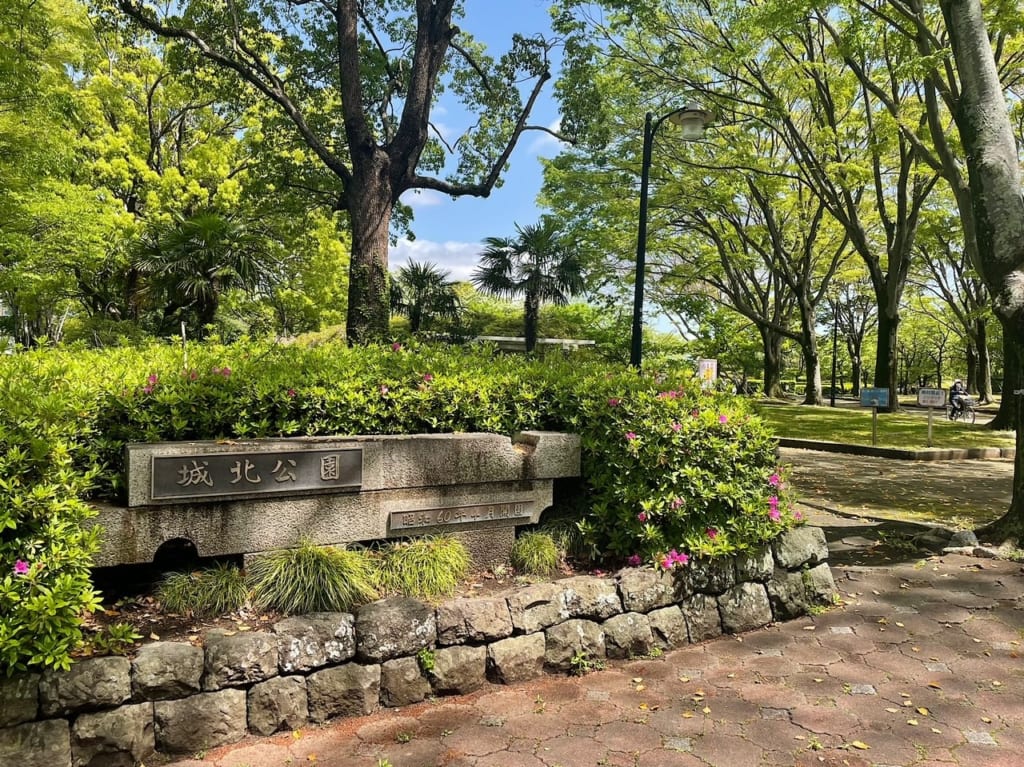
(390, 260), (460, 333)
(471, 219), (586, 352)
(134, 208), (274, 336)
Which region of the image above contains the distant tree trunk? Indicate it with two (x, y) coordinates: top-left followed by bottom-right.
(760, 327), (784, 398)
(798, 304), (823, 405)
(966, 342), (977, 393)
(874, 305), (900, 411)
(941, 0), (1024, 541)
(990, 333), (1019, 429)
(523, 293), (540, 352)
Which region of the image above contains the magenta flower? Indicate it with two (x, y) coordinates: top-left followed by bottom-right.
(794, 510), (804, 521)
(637, 512), (647, 523)
(422, 373), (434, 383)
(718, 414), (728, 424)
(690, 409), (700, 418)
(662, 549), (690, 568)
(706, 527), (718, 540)
(627, 554), (642, 567)
(220, 366), (232, 377)
(608, 397), (621, 407)
(672, 550), (690, 566)
(769, 495), (779, 509)
(657, 390), (678, 400)
(147, 373), (158, 385)
(142, 385), (154, 395)
(625, 431), (637, 441)
(671, 497), (684, 510)
(286, 388), (297, 398)
(391, 342), (402, 351)
(769, 508), (782, 522)
(661, 555), (673, 569)
(670, 421), (682, 432)
(13, 560), (29, 576)
(768, 472), (781, 487)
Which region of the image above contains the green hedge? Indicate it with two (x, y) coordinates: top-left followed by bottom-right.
(0, 339), (793, 672)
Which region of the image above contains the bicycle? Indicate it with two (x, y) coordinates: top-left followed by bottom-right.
(948, 396), (977, 424)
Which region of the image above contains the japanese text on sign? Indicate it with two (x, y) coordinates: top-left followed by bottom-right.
(152, 448), (362, 501)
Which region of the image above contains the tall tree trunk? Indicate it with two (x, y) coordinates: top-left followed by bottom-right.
(523, 293), (540, 353)
(345, 159), (392, 344)
(849, 345), (863, 398)
(760, 327), (784, 398)
(989, 331), (1019, 429)
(874, 304), (900, 412)
(798, 302), (823, 405)
(941, 0), (1024, 541)
(965, 342), (977, 393)
(976, 318), (992, 403)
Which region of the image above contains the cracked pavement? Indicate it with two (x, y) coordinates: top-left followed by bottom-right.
(164, 451), (1024, 767)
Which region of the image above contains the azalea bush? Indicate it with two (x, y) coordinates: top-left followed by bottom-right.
(0, 338), (794, 671)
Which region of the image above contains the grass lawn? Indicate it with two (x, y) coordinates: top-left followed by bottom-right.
(753, 402), (1015, 450)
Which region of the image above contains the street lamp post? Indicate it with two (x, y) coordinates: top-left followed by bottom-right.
(630, 105), (713, 368)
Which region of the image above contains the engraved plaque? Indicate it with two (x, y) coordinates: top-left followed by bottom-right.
(151, 447), (362, 501)
(390, 501), (532, 531)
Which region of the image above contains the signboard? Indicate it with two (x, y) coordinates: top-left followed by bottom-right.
(698, 358), (718, 390)
(917, 388), (947, 408)
(151, 447), (362, 502)
(390, 502), (532, 531)
(859, 387), (890, 408)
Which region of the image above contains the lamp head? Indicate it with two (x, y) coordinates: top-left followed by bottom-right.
(668, 104), (713, 139)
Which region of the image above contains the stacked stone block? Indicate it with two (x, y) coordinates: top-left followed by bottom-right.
(1, 527), (835, 766)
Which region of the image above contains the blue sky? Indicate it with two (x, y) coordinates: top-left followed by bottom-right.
(392, 0), (566, 281)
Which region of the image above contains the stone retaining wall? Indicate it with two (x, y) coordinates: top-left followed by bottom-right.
(1, 527), (836, 767)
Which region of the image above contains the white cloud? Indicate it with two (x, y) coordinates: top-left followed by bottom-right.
(528, 118), (567, 156)
(402, 188), (448, 209)
(390, 238), (481, 282)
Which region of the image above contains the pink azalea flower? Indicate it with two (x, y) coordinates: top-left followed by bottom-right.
(13, 560), (29, 576)
(422, 373), (434, 382)
(768, 472), (781, 487)
(769, 495), (779, 508)
(391, 342), (402, 351)
(661, 555), (674, 569)
(794, 510), (804, 521)
(672, 551), (690, 566)
(637, 512), (648, 523)
(690, 409), (700, 418)
(608, 397), (621, 407)
(625, 431), (637, 441)
(671, 498), (684, 510)
(220, 366), (232, 377)
(718, 414), (728, 424)
(286, 388), (297, 398)
(147, 374), (158, 385)
(142, 385), (154, 395)
(706, 527), (718, 540)
(770, 508), (782, 521)
(657, 390), (678, 400)
(627, 554), (642, 567)
(670, 421), (682, 432)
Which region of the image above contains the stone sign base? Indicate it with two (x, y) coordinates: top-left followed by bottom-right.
(93, 432), (581, 568)
(1, 528), (837, 766)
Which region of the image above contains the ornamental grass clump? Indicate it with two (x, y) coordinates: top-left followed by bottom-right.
(156, 562), (248, 617)
(510, 531), (561, 577)
(374, 536), (470, 600)
(248, 540), (379, 614)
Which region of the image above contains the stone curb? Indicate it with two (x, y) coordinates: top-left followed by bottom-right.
(778, 437), (1014, 461)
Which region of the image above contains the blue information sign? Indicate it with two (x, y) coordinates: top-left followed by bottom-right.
(860, 387), (890, 408)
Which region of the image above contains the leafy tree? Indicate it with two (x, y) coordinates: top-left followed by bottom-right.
(390, 260), (459, 334)
(114, 0), (559, 344)
(472, 219), (586, 352)
(134, 208), (277, 336)
(938, 0), (1024, 540)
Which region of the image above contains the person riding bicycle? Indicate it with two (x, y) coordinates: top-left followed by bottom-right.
(950, 379), (966, 416)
